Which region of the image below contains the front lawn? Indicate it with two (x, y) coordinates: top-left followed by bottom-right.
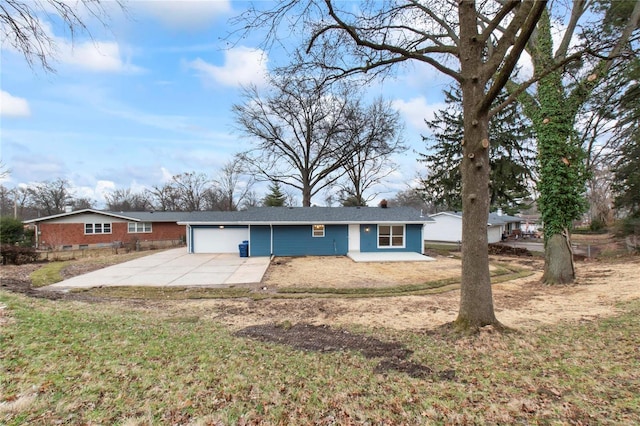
(1, 291), (639, 425)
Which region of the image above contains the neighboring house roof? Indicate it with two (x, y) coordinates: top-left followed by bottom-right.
(178, 207), (434, 225)
(487, 212), (522, 226)
(429, 211), (521, 226)
(23, 207), (433, 225)
(22, 209), (193, 224)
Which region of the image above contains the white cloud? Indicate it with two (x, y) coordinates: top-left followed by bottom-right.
(188, 47), (269, 88)
(132, 0), (232, 31)
(0, 91), (31, 117)
(72, 179), (115, 205)
(160, 167), (174, 182)
(0, 6), (139, 74)
(393, 97), (447, 133)
(61, 40), (142, 73)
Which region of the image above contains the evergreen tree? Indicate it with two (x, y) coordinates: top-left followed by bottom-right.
(612, 61), (640, 218)
(262, 182), (287, 207)
(419, 87), (535, 214)
(0, 217), (24, 244)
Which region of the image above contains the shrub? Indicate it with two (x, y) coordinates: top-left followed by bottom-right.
(615, 216), (640, 237)
(589, 218), (607, 233)
(1, 244), (39, 265)
(0, 216), (24, 244)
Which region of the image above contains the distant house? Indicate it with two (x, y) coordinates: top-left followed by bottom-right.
(23, 209), (187, 250)
(178, 206), (433, 256)
(23, 206), (434, 256)
(426, 210), (522, 244)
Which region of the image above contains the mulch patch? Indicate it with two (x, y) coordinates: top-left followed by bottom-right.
(0, 278), (108, 303)
(488, 243), (533, 256)
(235, 323), (456, 380)
(0, 278), (66, 300)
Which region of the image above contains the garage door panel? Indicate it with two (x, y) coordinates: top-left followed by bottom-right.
(193, 227), (249, 253)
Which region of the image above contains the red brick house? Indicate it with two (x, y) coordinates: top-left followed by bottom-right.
(23, 209), (189, 250)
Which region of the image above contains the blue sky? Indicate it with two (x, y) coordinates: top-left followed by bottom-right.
(0, 0), (452, 207)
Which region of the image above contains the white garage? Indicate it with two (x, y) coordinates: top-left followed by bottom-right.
(191, 226), (249, 253)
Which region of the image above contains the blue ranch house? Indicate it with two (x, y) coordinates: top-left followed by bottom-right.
(178, 206), (433, 257)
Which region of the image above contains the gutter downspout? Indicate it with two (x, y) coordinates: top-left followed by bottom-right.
(186, 225), (192, 253)
(270, 224), (273, 256)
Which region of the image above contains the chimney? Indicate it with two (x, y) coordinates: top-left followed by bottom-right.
(497, 208), (503, 216)
(379, 199), (388, 208)
(64, 205), (73, 213)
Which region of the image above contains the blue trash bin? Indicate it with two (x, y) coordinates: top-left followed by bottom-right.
(238, 241), (249, 257)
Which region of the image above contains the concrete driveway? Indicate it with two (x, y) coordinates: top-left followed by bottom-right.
(44, 248), (271, 290)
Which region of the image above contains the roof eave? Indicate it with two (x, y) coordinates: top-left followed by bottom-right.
(23, 209), (142, 224)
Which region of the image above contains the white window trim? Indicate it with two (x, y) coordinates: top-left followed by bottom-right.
(312, 224), (325, 238)
(84, 222), (112, 235)
(128, 222), (153, 233)
(377, 224), (406, 249)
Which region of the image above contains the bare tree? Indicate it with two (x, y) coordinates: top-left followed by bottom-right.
(0, 161), (9, 179)
(234, 68), (358, 207)
(0, 185), (15, 218)
(71, 197), (94, 210)
(27, 178), (73, 216)
(105, 188), (152, 212)
(170, 172), (211, 212)
(214, 158), (256, 211)
(1, 0), (125, 72)
(235, 0), (546, 331)
(336, 97), (405, 206)
(148, 183), (180, 211)
(389, 187), (435, 214)
(13, 187), (30, 219)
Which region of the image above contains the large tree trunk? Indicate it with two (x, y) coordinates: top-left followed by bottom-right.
(542, 233), (575, 284)
(302, 186), (312, 207)
(454, 6), (499, 330)
(455, 106), (498, 330)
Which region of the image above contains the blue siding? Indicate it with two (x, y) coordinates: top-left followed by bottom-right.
(359, 224), (422, 252)
(359, 224), (378, 252)
(405, 224), (423, 252)
(249, 225), (271, 256)
(273, 225), (348, 256)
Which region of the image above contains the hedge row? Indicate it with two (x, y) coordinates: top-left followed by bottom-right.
(1, 245), (39, 265)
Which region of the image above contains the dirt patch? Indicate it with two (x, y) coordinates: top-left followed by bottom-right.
(235, 322), (454, 379)
(1, 251), (639, 334)
(263, 255), (464, 289)
(184, 255), (640, 333)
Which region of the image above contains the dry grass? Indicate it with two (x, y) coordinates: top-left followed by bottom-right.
(1, 288), (639, 425)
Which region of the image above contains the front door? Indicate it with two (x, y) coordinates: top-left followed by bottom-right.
(348, 224), (360, 252)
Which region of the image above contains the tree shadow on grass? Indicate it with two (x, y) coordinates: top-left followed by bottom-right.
(235, 323), (455, 380)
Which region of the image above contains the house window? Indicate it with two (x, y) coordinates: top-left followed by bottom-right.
(128, 222), (152, 233)
(312, 224), (325, 237)
(378, 225), (405, 248)
(85, 223), (112, 234)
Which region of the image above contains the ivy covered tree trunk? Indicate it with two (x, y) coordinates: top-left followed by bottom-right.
(525, 9), (587, 284)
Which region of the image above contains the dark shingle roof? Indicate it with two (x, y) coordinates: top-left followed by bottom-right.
(178, 207), (433, 224)
(24, 207), (432, 225)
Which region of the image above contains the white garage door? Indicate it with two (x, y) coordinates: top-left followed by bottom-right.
(192, 227), (249, 253)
